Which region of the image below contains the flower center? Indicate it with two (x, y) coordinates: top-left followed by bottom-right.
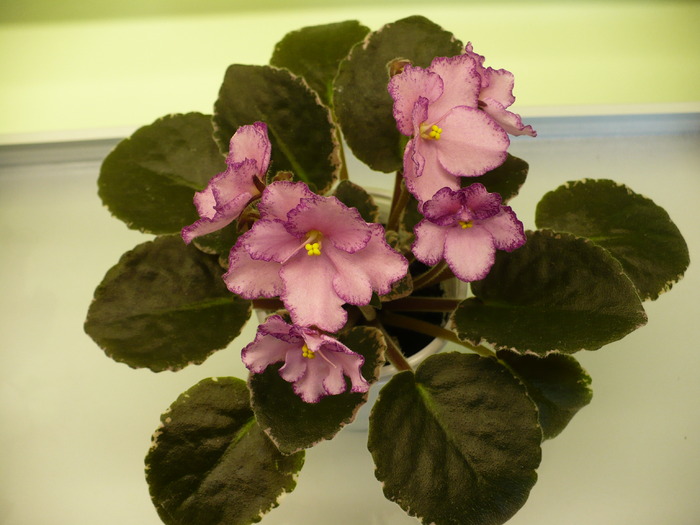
(301, 344), (316, 359)
(304, 230), (323, 256)
(459, 220), (474, 229)
(419, 123), (443, 140)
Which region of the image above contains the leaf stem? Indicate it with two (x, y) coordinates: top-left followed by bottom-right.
(379, 311), (496, 359)
(369, 319), (413, 372)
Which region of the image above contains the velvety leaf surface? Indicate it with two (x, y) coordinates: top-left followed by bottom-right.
(84, 235), (251, 371)
(498, 350), (593, 439)
(270, 20), (370, 106)
(192, 220), (242, 258)
(249, 326), (385, 454)
(369, 352), (542, 525)
(99, 113), (225, 233)
(535, 179), (689, 300)
(453, 230), (647, 355)
(213, 64), (339, 193)
(146, 377), (305, 525)
(333, 15), (463, 172)
(332, 179), (380, 223)
(469, 153), (529, 203)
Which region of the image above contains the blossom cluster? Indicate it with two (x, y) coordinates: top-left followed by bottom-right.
(181, 44), (532, 403)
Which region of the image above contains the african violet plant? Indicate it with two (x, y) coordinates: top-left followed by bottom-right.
(84, 16), (689, 525)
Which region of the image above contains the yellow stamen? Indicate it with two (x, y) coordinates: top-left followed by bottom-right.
(459, 221), (474, 229)
(304, 230), (323, 256)
(420, 123), (443, 140)
(301, 344), (315, 359)
(305, 242), (321, 256)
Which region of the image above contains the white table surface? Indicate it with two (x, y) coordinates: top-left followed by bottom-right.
(1, 113), (699, 524)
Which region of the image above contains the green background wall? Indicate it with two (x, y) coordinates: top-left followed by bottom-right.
(1, 0), (698, 137)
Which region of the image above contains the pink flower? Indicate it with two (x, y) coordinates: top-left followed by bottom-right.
(412, 184), (526, 282)
(388, 54), (510, 206)
(464, 43), (537, 138)
(181, 122), (271, 244)
(224, 181), (408, 332)
(243, 315), (369, 403)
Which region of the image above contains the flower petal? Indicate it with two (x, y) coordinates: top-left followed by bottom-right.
(224, 242), (284, 298)
(285, 195), (371, 253)
(480, 68), (516, 108)
(292, 358), (331, 403)
(192, 185), (217, 219)
(462, 183), (502, 220)
(421, 186), (464, 225)
(436, 106), (509, 177)
(258, 181), (316, 221)
(280, 253), (347, 331)
(406, 140), (460, 206)
(209, 158), (261, 206)
(242, 332), (292, 373)
(481, 97), (537, 137)
(479, 207), (526, 252)
(412, 220), (448, 266)
(227, 121), (271, 173)
(426, 54), (480, 119)
(244, 219), (304, 263)
(388, 66), (443, 136)
(329, 350), (369, 393)
(444, 226), (497, 282)
(279, 347), (309, 383)
(325, 224), (408, 302)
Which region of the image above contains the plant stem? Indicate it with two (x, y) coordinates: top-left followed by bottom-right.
(369, 320), (413, 372)
(379, 311), (496, 359)
(386, 171), (409, 233)
(382, 296), (462, 312)
(412, 261), (455, 291)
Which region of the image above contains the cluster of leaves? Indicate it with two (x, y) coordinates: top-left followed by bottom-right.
(84, 16), (688, 525)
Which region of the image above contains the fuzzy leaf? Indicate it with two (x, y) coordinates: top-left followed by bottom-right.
(332, 179), (380, 223)
(84, 235), (251, 371)
(535, 179), (689, 300)
(249, 327), (385, 454)
(333, 16), (463, 172)
(213, 64), (339, 194)
(369, 352), (542, 525)
(98, 113), (225, 234)
(469, 153), (529, 203)
(453, 230), (647, 355)
(145, 377), (305, 525)
(498, 351), (593, 439)
(270, 20), (370, 106)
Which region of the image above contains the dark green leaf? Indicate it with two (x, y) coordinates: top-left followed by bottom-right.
(213, 64), (339, 193)
(99, 113), (225, 234)
(332, 179), (380, 223)
(146, 377), (305, 525)
(249, 327), (385, 454)
(84, 235), (251, 371)
(453, 230), (647, 355)
(469, 153), (529, 203)
(369, 352), (541, 525)
(192, 220), (242, 258)
(270, 20), (370, 106)
(333, 16), (463, 172)
(498, 351), (593, 439)
(535, 179), (689, 300)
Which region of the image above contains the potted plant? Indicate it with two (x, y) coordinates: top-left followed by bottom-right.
(84, 16), (689, 525)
